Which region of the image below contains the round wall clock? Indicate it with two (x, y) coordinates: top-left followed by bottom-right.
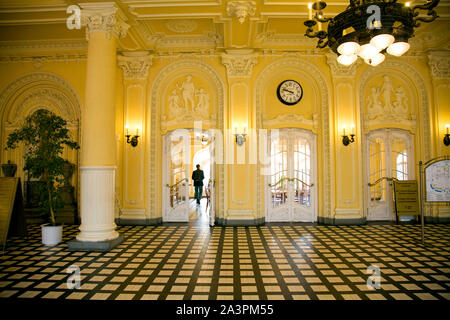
(276, 80), (303, 105)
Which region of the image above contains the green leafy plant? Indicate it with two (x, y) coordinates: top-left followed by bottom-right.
(5, 109), (80, 225)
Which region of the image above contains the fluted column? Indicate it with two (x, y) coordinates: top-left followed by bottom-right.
(70, 3), (129, 250)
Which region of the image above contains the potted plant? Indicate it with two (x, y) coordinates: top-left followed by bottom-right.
(5, 109), (79, 245)
(1, 160), (17, 177)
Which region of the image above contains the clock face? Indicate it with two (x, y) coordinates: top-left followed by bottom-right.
(277, 80), (303, 105)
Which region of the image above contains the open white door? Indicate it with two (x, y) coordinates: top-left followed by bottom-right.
(163, 130), (190, 222)
(208, 137), (215, 226)
(366, 129), (414, 221)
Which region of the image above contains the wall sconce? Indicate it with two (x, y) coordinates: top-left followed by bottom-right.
(444, 124), (450, 146)
(125, 125), (140, 147)
(234, 124), (247, 147)
(342, 124), (355, 146)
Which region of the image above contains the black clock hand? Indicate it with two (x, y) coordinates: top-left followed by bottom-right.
(282, 88), (294, 94)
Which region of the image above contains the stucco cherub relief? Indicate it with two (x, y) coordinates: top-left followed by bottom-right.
(366, 75), (409, 121)
(167, 75), (211, 119)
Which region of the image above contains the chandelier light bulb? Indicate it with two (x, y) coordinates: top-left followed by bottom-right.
(386, 42), (410, 56)
(365, 53), (385, 66)
(358, 43), (380, 60)
(337, 54), (358, 66)
(370, 34), (395, 50)
(337, 41), (361, 55)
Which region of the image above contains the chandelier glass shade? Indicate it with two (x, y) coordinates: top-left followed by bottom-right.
(337, 53), (358, 65)
(304, 0), (440, 66)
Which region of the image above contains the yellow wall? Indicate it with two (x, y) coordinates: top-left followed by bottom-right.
(0, 40), (449, 224)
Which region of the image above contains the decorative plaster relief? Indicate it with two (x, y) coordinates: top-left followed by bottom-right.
(262, 113), (319, 132)
(364, 75), (415, 129)
(255, 33), (318, 47)
(226, 1), (256, 24)
(163, 75), (214, 129)
(428, 51), (450, 79)
(0, 72), (81, 130)
(165, 19), (198, 33)
(0, 54), (87, 69)
(221, 50), (257, 78)
(80, 4), (129, 40)
(326, 53), (361, 78)
(118, 52), (152, 80)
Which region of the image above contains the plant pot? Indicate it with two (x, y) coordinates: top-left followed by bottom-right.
(2, 161), (17, 177)
(41, 224), (63, 246)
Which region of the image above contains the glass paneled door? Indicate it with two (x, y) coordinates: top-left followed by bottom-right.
(366, 129), (414, 221)
(163, 130), (191, 222)
(266, 128), (317, 222)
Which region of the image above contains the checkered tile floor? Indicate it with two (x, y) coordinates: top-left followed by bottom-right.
(0, 223), (449, 300)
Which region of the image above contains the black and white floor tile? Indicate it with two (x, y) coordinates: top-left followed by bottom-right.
(0, 219), (449, 300)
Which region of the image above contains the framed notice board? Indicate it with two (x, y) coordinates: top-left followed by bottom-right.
(393, 180), (420, 217)
(425, 159), (450, 202)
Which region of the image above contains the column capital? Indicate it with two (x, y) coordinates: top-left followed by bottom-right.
(427, 51), (450, 79)
(326, 53), (361, 78)
(118, 52), (153, 80)
(80, 2), (129, 40)
(226, 1), (256, 24)
(221, 49), (258, 78)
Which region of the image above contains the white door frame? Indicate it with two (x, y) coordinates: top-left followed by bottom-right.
(265, 128), (317, 222)
(208, 138), (215, 226)
(162, 129), (190, 222)
(365, 128), (415, 221)
(162, 128), (216, 223)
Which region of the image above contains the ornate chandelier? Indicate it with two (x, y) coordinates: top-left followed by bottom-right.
(304, 0), (440, 66)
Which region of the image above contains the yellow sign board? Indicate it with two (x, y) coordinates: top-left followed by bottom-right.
(393, 180), (420, 216)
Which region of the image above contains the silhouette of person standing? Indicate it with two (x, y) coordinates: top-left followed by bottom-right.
(192, 164), (205, 205)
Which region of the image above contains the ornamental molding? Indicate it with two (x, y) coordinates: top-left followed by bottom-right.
(161, 114), (216, 133)
(427, 51), (450, 79)
(165, 19), (198, 33)
(0, 54), (87, 69)
(326, 52), (362, 78)
(118, 52), (152, 80)
(80, 3), (129, 40)
(136, 22), (222, 48)
(221, 49), (258, 78)
(256, 32), (318, 47)
(151, 33), (223, 48)
(0, 72), (81, 130)
(0, 40), (87, 54)
(226, 1), (256, 24)
(410, 31), (450, 51)
(262, 113), (319, 132)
